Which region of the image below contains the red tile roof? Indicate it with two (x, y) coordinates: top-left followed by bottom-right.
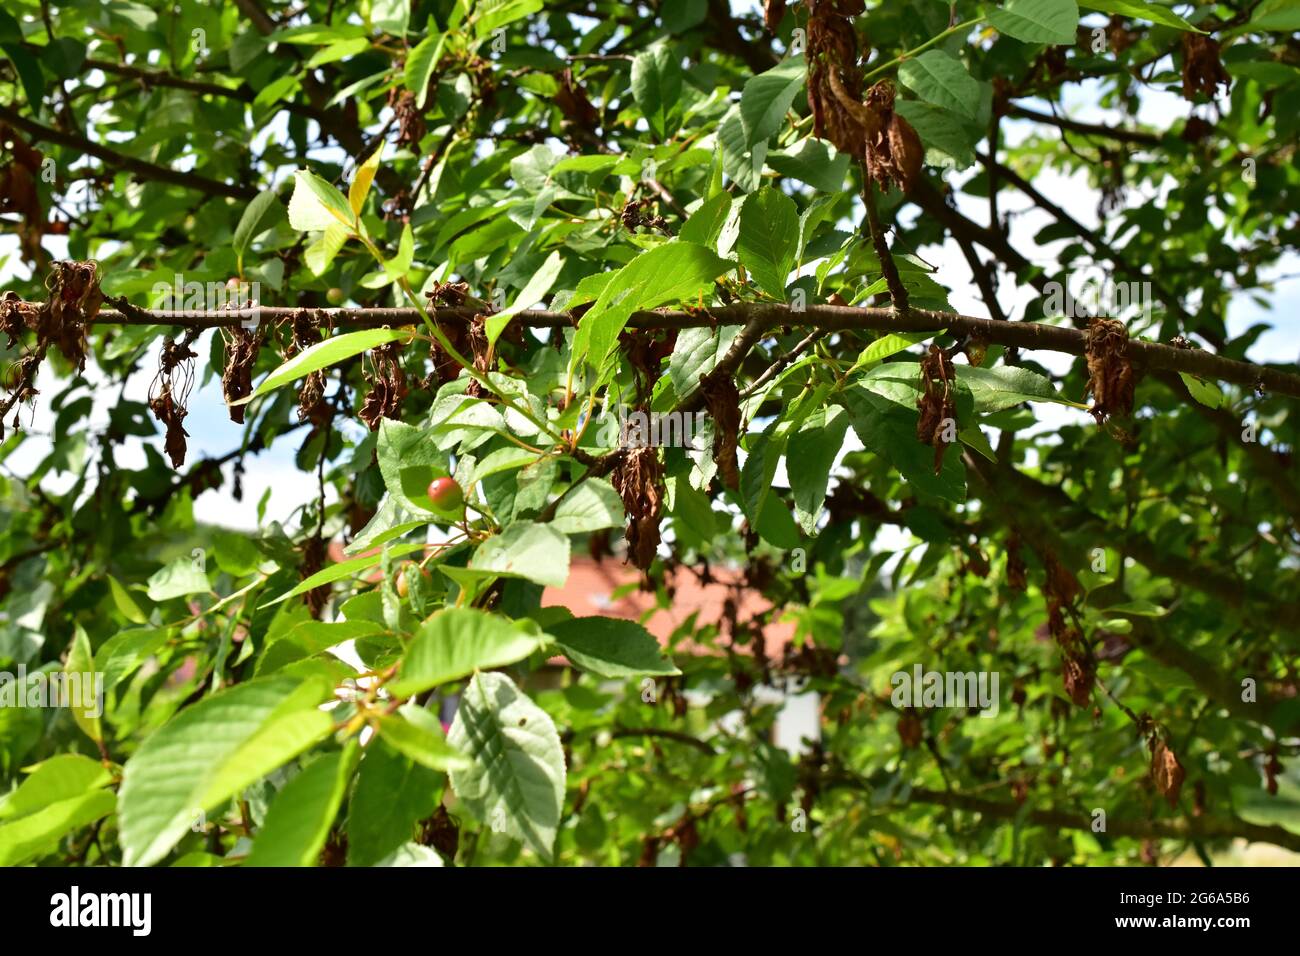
(326, 541), (797, 656)
(540, 558), (797, 656)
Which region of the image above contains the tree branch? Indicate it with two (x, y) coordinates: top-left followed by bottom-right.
(1008, 103), (1162, 147)
(25, 299), (1295, 399)
(0, 103), (256, 200)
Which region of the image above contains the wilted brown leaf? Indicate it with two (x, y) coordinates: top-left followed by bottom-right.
(611, 445), (664, 570)
(1149, 735), (1185, 809)
(1181, 33), (1230, 101)
(1084, 318), (1134, 424)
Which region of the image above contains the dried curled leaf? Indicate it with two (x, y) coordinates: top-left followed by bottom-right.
(149, 383), (190, 469)
(807, 0), (869, 160)
(555, 68), (600, 132)
(882, 111), (924, 193)
(287, 310), (331, 428)
(387, 88), (427, 149)
(1061, 651), (1094, 707)
(1084, 318), (1134, 424)
(1005, 532), (1028, 592)
(300, 531), (328, 618)
(1042, 551), (1081, 641)
(1181, 34), (1230, 101)
(700, 369), (742, 490)
(427, 281), (470, 307)
(0, 290), (35, 349)
(147, 336), (198, 469)
(915, 344), (955, 474)
(464, 315), (490, 399)
(220, 326), (261, 425)
(1149, 735), (1186, 809)
(0, 126), (47, 261)
(41, 260), (102, 372)
(897, 713), (923, 749)
(611, 445), (664, 571)
(358, 340), (408, 431)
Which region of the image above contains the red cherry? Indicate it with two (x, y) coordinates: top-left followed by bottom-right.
(427, 477), (464, 511)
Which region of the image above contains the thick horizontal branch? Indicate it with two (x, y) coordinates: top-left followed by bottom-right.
(56, 300), (1300, 400)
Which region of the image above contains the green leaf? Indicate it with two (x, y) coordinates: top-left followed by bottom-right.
(237, 329), (411, 405)
(146, 556), (210, 601)
(739, 55), (806, 147)
(1103, 598), (1170, 617)
(1249, 0), (1300, 30)
(1078, 0), (1203, 32)
(306, 37), (371, 68)
(469, 521), (570, 588)
(955, 364), (1081, 411)
(789, 406), (850, 533)
(260, 542), (426, 608)
(631, 41), (683, 140)
(547, 617), (680, 678)
(232, 188), (283, 269)
(679, 192), (733, 249)
(98, 628), (169, 693)
(738, 186), (799, 300)
(766, 137), (851, 193)
(447, 671), (565, 860)
(405, 28), (446, 109)
(376, 708), (471, 771)
(287, 169), (357, 232)
(988, 0), (1080, 46)
(486, 249), (564, 347)
(669, 324), (741, 398)
(572, 242), (732, 371)
(719, 105), (767, 191)
(371, 0), (411, 34)
(390, 607), (544, 697)
(0, 755), (110, 822)
(473, 0), (544, 37)
(840, 386), (967, 504)
(863, 362), (1081, 412)
(346, 739), (443, 866)
(849, 331), (940, 374)
(893, 99), (976, 169)
(382, 221), (415, 279)
(0, 11), (46, 117)
(0, 789), (115, 866)
(118, 675), (334, 867)
(107, 573), (147, 624)
(550, 479), (624, 534)
(1179, 372), (1223, 409)
(898, 50), (981, 119)
(246, 745), (359, 867)
(305, 222), (351, 276)
(65, 627), (102, 745)
(376, 842), (446, 865)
